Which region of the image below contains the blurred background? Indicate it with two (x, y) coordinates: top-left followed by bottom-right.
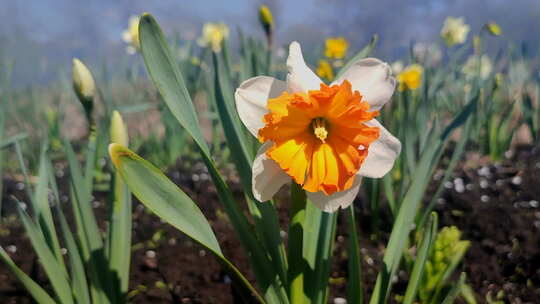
(2, 0), (539, 87)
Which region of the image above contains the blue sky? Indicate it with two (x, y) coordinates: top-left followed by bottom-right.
(1, 0), (539, 86)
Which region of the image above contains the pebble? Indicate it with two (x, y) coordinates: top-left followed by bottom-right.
(511, 176), (522, 185)
(334, 298), (347, 304)
(481, 195), (490, 203)
(145, 250), (156, 258)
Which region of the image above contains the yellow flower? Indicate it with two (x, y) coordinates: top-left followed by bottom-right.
(440, 17), (470, 47)
(122, 15), (140, 54)
(197, 22), (230, 53)
(316, 60), (334, 81)
(397, 64), (423, 91)
(484, 22), (502, 36)
(324, 37), (348, 59)
(235, 42), (401, 212)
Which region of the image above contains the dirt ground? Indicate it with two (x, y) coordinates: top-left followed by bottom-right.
(0, 145), (538, 303)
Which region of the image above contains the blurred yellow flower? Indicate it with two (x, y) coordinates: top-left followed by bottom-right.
(122, 15), (140, 54)
(197, 22), (230, 53)
(485, 22), (502, 36)
(316, 59), (334, 81)
(397, 64), (423, 91)
(440, 17), (470, 47)
(324, 37), (348, 59)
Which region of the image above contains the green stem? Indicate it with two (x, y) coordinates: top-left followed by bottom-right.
(288, 183), (306, 304)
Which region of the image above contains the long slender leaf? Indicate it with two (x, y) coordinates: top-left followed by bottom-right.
(16, 202), (74, 304)
(403, 212), (438, 304)
(0, 247), (56, 304)
(346, 205), (363, 304)
(109, 144), (263, 303)
(139, 13), (287, 303)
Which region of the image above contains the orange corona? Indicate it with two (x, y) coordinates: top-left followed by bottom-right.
(258, 80), (380, 195)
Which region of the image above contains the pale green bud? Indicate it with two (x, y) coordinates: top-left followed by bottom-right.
(72, 58), (96, 105)
(110, 111), (129, 147)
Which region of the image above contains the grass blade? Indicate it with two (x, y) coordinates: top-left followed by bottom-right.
(0, 247), (56, 304)
(346, 204), (363, 304)
(403, 212), (438, 304)
(15, 202), (74, 304)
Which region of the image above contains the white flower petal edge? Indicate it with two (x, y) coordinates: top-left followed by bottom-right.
(307, 177), (362, 213)
(333, 58), (396, 110)
(286, 41), (322, 93)
(357, 119), (401, 178)
(235, 76), (287, 137)
(252, 141), (292, 202)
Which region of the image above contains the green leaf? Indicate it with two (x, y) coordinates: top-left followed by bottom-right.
(213, 51), (287, 287)
(109, 144), (264, 303)
(346, 205), (363, 304)
(0, 247), (56, 304)
(34, 147), (67, 275)
(303, 203), (338, 304)
(403, 212), (438, 304)
(440, 273), (467, 304)
(16, 202), (74, 304)
(138, 13), (209, 156)
(139, 13), (286, 303)
(369, 92), (478, 304)
(64, 139), (111, 304)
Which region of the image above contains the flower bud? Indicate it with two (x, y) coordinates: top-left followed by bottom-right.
(485, 22), (502, 36)
(72, 58), (96, 115)
(110, 111), (129, 147)
(258, 5), (274, 36)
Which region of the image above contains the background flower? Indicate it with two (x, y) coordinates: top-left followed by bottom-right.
(324, 37), (349, 59)
(440, 16), (470, 47)
(197, 22), (230, 53)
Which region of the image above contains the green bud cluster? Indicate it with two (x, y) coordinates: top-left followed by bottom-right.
(420, 226), (470, 302)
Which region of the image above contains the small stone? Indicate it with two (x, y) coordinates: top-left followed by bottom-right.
(334, 297), (347, 304)
(6, 245), (17, 253)
(145, 250), (156, 258)
(481, 195), (490, 203)
(511, 176), (522, 185)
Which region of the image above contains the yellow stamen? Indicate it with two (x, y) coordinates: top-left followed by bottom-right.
(312, 118), (328, 143)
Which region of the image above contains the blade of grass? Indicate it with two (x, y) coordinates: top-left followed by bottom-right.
(346, 204), (363, 304)
(15, 201), (74, 304)
(403, 212), (438, 304)
(0, 247), (56, 304)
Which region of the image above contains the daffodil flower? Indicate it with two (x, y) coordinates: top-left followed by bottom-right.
(235, 42), (401, 212)
(122, 16), (140, 54)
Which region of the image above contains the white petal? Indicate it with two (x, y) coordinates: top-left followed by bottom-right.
(252, 141), (291, 202)
(235, 76), (287, 137)
(306, 177), (362, 213)
(286, 41), (322, 93)
(333, 58), (396, 110)
(357, 119), (401, 178)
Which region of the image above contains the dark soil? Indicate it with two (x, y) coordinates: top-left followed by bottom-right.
(0, 145), (539, 304)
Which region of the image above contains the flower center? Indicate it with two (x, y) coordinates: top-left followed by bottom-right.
(312, 117), (329, 143)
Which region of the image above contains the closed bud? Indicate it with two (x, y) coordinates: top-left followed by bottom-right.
(485, 22), (502, 36)
(72, 58), (96, 115)
(259, 5), (274, 34)
(110, 111), (129, 147)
